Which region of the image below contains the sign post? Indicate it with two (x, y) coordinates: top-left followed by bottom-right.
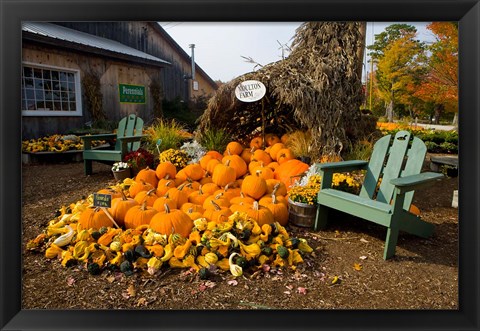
(234, 80), (267, 147)
(93, 193), (120, 228)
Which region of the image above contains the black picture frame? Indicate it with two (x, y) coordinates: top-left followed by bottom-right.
(1, 0), (478, 330)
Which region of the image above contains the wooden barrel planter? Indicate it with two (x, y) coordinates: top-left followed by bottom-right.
(288, 198), (317, 228)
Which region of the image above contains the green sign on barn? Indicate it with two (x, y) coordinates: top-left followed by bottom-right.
(119, 84), (146, 104)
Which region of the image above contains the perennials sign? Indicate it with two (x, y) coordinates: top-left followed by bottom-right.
(119, 84), (146, 104)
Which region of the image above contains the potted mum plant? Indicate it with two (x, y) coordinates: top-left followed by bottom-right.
(111, 162), (131, 181)
(123, 148), (155, 175)
(287, 169), (322, 228)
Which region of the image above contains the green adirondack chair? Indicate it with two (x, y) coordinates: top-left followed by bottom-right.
(81, 114), (146, 175)
(314, 130), (444, 260)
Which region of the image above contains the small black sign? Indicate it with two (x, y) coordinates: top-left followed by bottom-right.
(93, 193), (112, 208)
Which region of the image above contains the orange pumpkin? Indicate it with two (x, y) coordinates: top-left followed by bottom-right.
(276, 148), (295, 164)
(180, 202), (205, 214)
(134, 188), (160, 207)
(135, 166), (158, 187)
(97, 187), (123, 199)
(224, 141), (244, 156)
(199, 154), (216, 170)
(201, 182), (220, 195)
(244, 201), (274, 226)
(206, 158), (222, 176)
(259, 193), (288, 207)
(240, 147), (254, 164)
(262, 195), (289, 226)
(155, 162), (177, 180)
(266, 179), (288, 196)
(250, 136), (263, 149)
(188, 186), (208, 205)
(165, 185), (189, 209)
(265, 134), (281, 147)
(182, 163), (205, 181)
(250, 149), (272, 165)
(222, 154), (247, 179)
(149, 205), (194, 238)
(152, 194), (177, 212)
(128, 180), (154, 198)
(78, 207), (114, 230)
(273, 159), (309, 189)
(203, 193), (231, 210)
(157, 178), (176, 196)
(230, 192), (255, 206)
(206, 150), (224, 161)
(124, 201), (158, 229)
(203, 200), (232, 223)
(268, 143), (286, 161)
(241, 172), (267, 200)
(212, 160), (237, 187)
(108, 192), (139, 227)
(250, 165), (274, 180)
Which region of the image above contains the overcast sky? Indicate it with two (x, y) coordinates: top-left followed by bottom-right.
(159, 22), (436, 83)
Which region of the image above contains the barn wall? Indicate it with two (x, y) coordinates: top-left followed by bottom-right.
(22, 44), (162, 139)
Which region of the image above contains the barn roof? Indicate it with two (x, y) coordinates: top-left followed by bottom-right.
(22, 22), (171, 67)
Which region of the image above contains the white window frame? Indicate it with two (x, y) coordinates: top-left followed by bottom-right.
(22, 62), (83, 116)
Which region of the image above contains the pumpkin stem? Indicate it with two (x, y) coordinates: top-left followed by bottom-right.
(121, 190), (128, 201)
(140, 200), (148, 211)
(272, 183), (280, 196)
(253, 201), (259, 211)
(164, 204), (171, 214)
(210, 200), (221, 211)
(272, 194), (277, 204)
(147, 188), (157, 196)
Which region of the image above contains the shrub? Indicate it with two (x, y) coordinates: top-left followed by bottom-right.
(143, 118), (190, 156)
(196, 128), (231, 153)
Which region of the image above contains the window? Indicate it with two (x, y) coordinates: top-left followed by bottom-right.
(22, 63), (82, 116)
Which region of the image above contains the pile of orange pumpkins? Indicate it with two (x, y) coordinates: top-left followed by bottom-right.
(87, 134), (311, 236)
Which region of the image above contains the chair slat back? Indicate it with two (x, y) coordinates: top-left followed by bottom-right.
(376, 131), (412, 204)
(359, 130), (427, 211)
(115, 114), (144, 152)
(399, 136), (427, 209)
(359, 134), (391, 200)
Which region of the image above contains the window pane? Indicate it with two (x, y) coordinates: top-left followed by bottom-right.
(60, 81), (69, 91)
(53, 101), (61, 110)
(67, 73), (74, 82)
(52, 81), (60, 90)
(62, 102), (69, 110)
(36, 100), (46, 109)
(34, 79), (43, 89)
(25, 89), (34, 99)
(26, 100), (36, 110)
(33, 68), (42, 78)
(43, 80), (52, 92)
(69, 102), (76, 111)
(52, 91), (61, 100)
(61, 92), (68, 100)
(23, 67), (33, 77)
(45, 101), (53, 110)
(69, 92), (76, 101)
(51, 71), (59, 80)
(68, 82), (75, 92)
(59, 72), (67, 81)
(24, 78), (34, 88)
(35, 89), (45, 100)
(43, 70), (51, 80)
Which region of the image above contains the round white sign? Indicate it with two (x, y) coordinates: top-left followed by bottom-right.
(234, 80), (266, 102)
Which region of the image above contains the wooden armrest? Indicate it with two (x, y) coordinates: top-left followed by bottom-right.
(390, 172), (444, 194)
(315, 160), (368, 173)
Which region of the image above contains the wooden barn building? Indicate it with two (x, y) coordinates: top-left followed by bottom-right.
(21, 22), (218, 139)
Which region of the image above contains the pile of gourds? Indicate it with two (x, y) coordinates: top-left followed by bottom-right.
(22, 134), (106, 153)
(27, 134), (316, 277)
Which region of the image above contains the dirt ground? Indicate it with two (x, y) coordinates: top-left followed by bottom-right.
(21, 156), (458, 310)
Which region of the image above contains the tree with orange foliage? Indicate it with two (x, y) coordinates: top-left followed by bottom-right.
(413, 22), (458, 124)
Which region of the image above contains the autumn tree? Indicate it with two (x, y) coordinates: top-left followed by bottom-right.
(413, 22), (458, 125)
(374, 30), (426, 121)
